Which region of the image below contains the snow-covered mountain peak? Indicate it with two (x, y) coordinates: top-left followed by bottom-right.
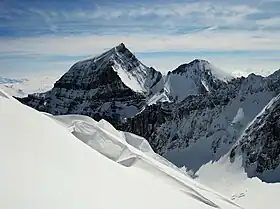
(193, 59), (210, 63)
(92, 42), (131, 62)
(172, 59), (233, 81)
(163, 59), (230, 101)
(267, 69), (280, 84)
(172, 59), (210, 72)
(18, 44), (164, 122)
(246, 73), (264, 80)
(64, 43), (163, 94)
(236, 73), (267, 95)
(115, 42), (126, 51)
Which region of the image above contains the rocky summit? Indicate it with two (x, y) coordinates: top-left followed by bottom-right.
(18, 43), (280, 181)
(18, 43), (163, 126)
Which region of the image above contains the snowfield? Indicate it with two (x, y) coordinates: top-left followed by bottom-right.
(0, 89), (242, 209)
(197, 155), (280, 209)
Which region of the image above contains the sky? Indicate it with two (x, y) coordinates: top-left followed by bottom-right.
(0, 0), (280, 77)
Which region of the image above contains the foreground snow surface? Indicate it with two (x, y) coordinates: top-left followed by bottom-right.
(0, 90), (241, 209)
(197, 155), (280, 209)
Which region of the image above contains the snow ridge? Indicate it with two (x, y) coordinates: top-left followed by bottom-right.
(0, 89), (242, 209)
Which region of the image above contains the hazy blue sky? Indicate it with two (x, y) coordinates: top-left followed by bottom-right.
(1, 0), (280, 77)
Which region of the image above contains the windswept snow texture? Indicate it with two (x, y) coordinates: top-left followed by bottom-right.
(0, 90), (242, 209)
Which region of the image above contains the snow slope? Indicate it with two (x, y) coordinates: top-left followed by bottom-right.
(0, 90), (242, 209)
(196, 154), (280, 209)
(163, 92), (280, 209)
(111, 45), (164, 94)
(229, 93), (280, 182)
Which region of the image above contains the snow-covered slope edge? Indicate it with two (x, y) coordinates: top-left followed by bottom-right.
(196, 154), (280, 209)
(174, 93), (280, 209)
(0, 90), (242, 209)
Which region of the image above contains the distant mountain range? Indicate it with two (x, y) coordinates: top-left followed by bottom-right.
(0, 77), (25, 85)
(0, 76), (59, 98)
(17, 43), (280, 182)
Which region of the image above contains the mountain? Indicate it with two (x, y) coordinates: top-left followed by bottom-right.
(56, 43), (163, 95)
(164, 59), (232, 101)
(126, 72), (280, 175)
(16, 45), (232, 124)
(16, 44), (280, 185)
(17, 43), (163, 126)
(0, 89), (242, 209)
(0, 75), (60, 98)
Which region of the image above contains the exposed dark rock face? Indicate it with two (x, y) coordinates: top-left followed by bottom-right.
(123, 102), (173, 147)
(123, 75), (276, 156)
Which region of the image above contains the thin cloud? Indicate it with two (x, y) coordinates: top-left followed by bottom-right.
(1, 30), (280, 56)
(0, 0), (280, 76)
(257, 17), (280, 27)
(0, 1), (267, 36)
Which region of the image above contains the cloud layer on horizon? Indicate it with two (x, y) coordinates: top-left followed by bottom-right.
(0, 0), (280, 76)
